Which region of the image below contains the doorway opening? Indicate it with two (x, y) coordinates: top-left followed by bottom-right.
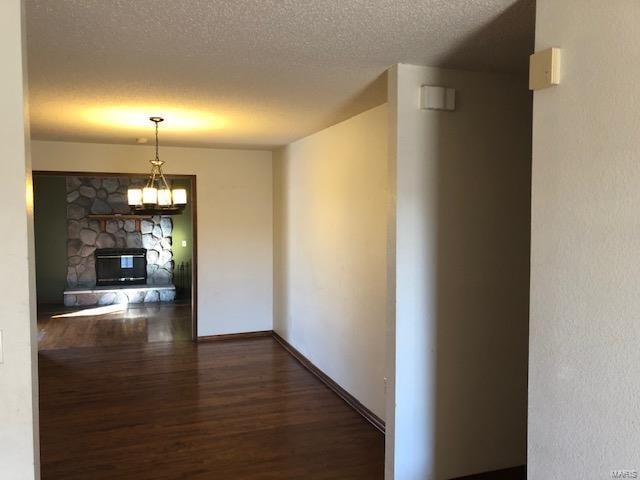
(32, 171), (197, 350)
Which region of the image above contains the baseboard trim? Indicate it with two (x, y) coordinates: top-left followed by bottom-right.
(451, 465), (526, 480)
(197, 331), (273, 342)
(271, 331), (385, 434)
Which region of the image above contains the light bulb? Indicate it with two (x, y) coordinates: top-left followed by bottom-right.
(127, 188), (143, 206)
(158, 189), (172, 206)
(142, 187), (158, 205)
(172, 188), (187, 205)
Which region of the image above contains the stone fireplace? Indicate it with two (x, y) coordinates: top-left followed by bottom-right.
(64, 176), (176, 306)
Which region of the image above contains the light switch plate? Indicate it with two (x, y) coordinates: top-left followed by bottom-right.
(181, 240), (187, 247)
(529, 47), (561, 90)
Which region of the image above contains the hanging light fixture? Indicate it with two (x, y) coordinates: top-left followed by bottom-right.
(128, 117), (188, 215)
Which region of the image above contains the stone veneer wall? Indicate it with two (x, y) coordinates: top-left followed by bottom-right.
(64, 285), (176, 307)
(66, 176), (174, 288)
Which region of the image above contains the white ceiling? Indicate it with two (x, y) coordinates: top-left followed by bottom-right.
(26, 0), (534, 149)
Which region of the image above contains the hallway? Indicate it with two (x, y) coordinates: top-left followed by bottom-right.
(38, 336), (384, 479)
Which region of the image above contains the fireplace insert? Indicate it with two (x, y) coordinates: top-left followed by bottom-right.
(95, 248), (147, 286)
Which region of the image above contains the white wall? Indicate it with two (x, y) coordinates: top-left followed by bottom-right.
(273, 104), (388, 420)
(0, 1), (40, 478)
(388, 64), (531, 479)
(31, 141), (273, 336)
(530, 2), (640, 478)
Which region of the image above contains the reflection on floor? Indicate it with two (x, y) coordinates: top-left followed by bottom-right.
(39, 337), (385, 480)
(37, 302), (192, 350)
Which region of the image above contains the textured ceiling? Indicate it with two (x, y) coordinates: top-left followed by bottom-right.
(26, 0), (534, 148)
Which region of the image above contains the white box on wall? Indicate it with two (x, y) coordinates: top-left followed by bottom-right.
(529, 47), (561, 90)
(420, 85), (456, 111)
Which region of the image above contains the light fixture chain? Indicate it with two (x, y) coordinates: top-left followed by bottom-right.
(155, 120), (160, 161)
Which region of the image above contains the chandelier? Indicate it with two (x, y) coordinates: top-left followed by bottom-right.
(127, 117), (187, 215)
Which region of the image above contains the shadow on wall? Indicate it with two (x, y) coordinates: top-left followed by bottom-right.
(431, 76), (532, 479)
(415, 1), (534, 478)
(272, 151), (291, 339)
(439, 0), (535, 74)
(323, 72), (388, 129)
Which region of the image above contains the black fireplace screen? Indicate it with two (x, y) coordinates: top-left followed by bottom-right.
(95, 248), (147, 286)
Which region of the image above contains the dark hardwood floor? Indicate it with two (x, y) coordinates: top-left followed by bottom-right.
(37, 303), (192, 350)
(453, 466), (526, 480)
(38, 336), (385, 479)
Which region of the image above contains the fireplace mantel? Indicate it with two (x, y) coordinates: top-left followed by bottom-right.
(87, 214), (152, 232)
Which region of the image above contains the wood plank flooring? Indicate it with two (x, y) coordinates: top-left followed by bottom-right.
(37, 303), (192, 350)
(453, 466), (526, 479)
(38, 337), (385, 479)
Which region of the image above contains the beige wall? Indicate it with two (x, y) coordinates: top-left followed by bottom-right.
(273, 104), (388, 419)
(31, 141), (273, 336)
(530, 1), (640, 478)
(0, 1), (40, 478)
(388, 64), (531, 479)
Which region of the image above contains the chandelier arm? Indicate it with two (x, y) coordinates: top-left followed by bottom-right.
(161, 175), (171, 191)
(153, 165), (161, 188)
(157, 164), (171, 191)
(145, 160), (154, 188)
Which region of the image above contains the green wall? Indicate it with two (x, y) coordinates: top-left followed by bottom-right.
(33, 175), (67, 304)
(171, 179), (193, 287)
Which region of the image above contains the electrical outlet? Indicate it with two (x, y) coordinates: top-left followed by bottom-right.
(181, 240), (187, 247)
